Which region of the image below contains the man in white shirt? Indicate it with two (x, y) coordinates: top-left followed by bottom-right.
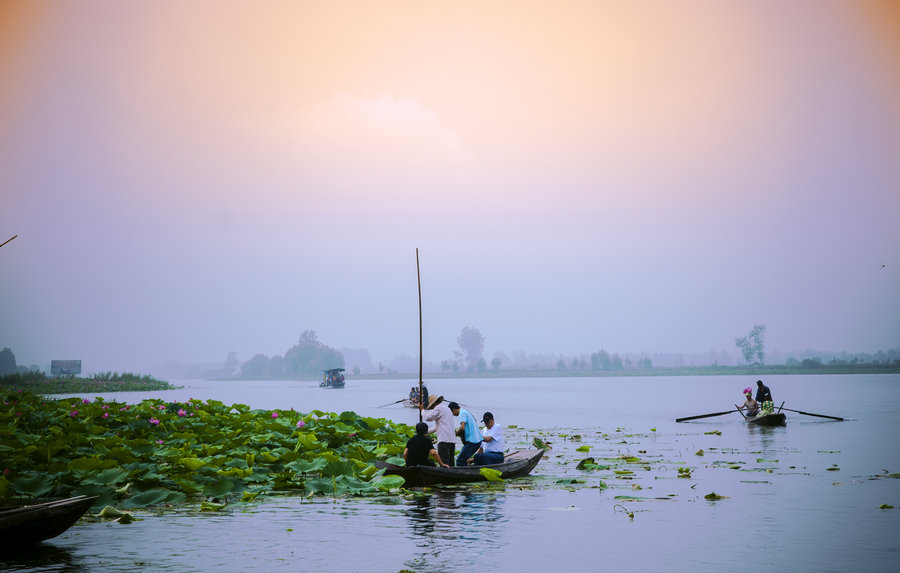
(473, 411), (504, 466)
(421, 394), (456, 466)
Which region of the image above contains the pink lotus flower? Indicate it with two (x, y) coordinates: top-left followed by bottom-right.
(102, 405), (110, 410)
(149, 418), (160, 425)
(296, 420), (305, 428)
(156, 440), (163, 444)
(70, 410), (79, 417)
(102, 413), (109, 419)
(158, 405), (166, 411)
(178, 409), (187, 417)
(82, 398), (91, 404)
(271, 412), (279, 419)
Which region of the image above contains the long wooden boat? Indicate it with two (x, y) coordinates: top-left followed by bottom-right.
(0, 495), (96, 546)
(377, 449), (545, 487)
(745, 411), (786, 426)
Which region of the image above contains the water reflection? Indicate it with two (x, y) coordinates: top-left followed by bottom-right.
(0, 543), (85, 572)
(403, 488), (507, 572)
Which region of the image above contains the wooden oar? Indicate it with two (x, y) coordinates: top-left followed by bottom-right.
(675, 410), (736, 422)
(734, 404), (748, 420)
(376, 399), (405, 408)
(780, 407), (844, 421)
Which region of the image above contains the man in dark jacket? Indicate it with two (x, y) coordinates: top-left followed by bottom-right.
(755, 380), (773, 403)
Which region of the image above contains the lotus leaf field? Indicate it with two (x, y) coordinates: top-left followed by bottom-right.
(0, 387), (409, 509)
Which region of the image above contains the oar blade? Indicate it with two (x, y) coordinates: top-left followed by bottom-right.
(675, 410), (735, 422)
(781, 407), (844, 421)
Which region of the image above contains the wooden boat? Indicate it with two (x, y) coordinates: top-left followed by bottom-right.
(320, 368), (345, 388)
(745, 411), (786, 426)
(377, 449), (545, 487)
(0, 495), (96, 546)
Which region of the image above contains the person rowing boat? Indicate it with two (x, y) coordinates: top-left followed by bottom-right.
(737, 387), (759, 417)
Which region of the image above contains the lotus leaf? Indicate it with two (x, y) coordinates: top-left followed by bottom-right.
(203, 478), (236, 498)
(122, 488), (186, 508)
(9, 473), (54, 497)
(479, 468), (504, 482)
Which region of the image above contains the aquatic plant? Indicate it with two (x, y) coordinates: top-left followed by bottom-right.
(0, 388), (411, 508)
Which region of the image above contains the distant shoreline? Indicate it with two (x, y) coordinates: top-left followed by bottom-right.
(219, 363), (900, 382)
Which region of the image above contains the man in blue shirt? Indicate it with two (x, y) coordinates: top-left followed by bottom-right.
(449, 402), (481, 466)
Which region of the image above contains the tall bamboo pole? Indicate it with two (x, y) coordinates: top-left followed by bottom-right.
(417, 248), (423, 423)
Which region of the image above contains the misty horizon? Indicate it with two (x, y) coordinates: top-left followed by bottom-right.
(2, 2), (898, 378)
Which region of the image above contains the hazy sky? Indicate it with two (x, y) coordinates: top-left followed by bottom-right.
(2, 0), (898, 375)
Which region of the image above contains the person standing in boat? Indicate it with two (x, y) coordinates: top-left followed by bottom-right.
(756, 380), (774, 413)
(738, 387), (759, 417)
(421, 395), (456, 466)
(403, 422), (449, 468)
(473, 412), (504, 466)
(448, 402), (481, 466)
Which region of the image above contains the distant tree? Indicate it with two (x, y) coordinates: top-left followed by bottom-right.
(637, 356), (652, 369)
(270, 355), (285, 377)
(457, 327), (485, 369)
(221, 351), (240, 377)
(0, 348), (16, 375)
(241, 354), (271, 378)
(556, 359), (566, 370)
(610, 353), (624, 370)
(282, 330), (344, 377)
(491, 356), (502, 370)
(441, 360), (451, 373)
(476, 357), (488, 373)
(800, 357), (822, 369)
(735, 324), (766, 365)
(298, 330), (320, 345)
(591, 349), (611, 370)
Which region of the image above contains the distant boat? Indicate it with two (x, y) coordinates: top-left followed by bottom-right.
(376, 449), (545, 487)
(320, 368), (345, 388)
(0, 495), (96, 547)
(402, 385), (429, 408)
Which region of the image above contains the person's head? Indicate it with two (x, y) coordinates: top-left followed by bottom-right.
(482, 412), (494, 427)
(743, 387), (752, 397)
(448, 401), (460, 415)
(426, 395), (444, 410)
(415, 422), (429, 435)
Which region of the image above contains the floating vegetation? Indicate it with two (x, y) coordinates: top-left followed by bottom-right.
(704, 430), (722, 436)
(879, 504), (894, 509)
(0, 388), (411, 508)
(695, 449), (704, 456)
(704, 492), (728, 500)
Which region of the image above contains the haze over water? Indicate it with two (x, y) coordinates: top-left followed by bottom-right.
(1, 1), (899, 376)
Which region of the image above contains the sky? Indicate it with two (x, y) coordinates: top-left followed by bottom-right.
(1, 0), (899, 375)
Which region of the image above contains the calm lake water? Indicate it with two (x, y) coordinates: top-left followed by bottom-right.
(6, 374), (900, 572)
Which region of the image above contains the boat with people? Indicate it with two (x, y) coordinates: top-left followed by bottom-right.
(402, 385), (429, 408)
(0, 495), (96, 547)
(320, 368), (345, 388)
(376, 449), (545, 487)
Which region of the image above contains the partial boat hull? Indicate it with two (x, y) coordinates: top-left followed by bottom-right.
(0, 495), (96, 547)
(378, 449), (545, 487)
(746, 411), (786, 426)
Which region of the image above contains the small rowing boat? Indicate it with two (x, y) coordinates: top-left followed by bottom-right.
(745, 411), (786, 426)
(376, 449), (545, 487)
(0, 495), (96, 547)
